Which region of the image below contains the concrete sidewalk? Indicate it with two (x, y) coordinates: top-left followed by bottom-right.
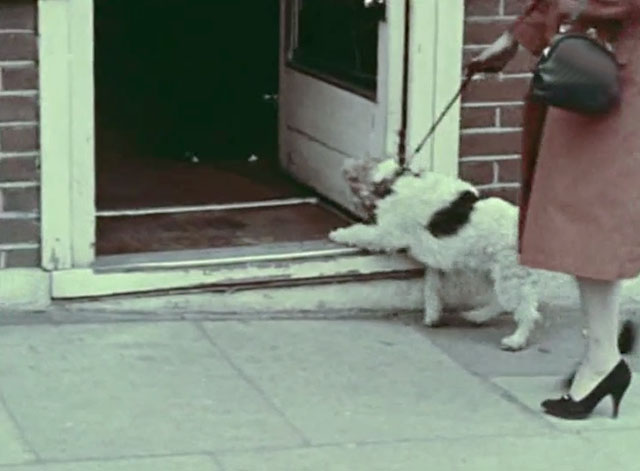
(0, 308), (638, 470)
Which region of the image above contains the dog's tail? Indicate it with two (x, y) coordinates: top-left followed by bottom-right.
(618, 319), (637, 354)
(561, 319), (637, 390)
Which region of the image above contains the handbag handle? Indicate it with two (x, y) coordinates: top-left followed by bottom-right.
(561, 0), (617, 49)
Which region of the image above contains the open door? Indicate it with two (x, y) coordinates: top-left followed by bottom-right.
(279, 0), (406, 215)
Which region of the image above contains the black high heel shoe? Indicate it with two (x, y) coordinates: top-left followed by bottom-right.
(542, 359), (632, 420)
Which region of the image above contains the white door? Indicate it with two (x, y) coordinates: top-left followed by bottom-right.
(279, 0), (406, 215)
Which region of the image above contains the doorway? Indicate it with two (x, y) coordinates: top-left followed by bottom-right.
(93, 0), (352, 256)
(40, 0), (463, 297)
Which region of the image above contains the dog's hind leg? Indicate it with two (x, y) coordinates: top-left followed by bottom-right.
(491, 266), (542, 351)
(423, 268), (444, 326)
(459, 296), (504, 325)
(499, 295), (541, 351)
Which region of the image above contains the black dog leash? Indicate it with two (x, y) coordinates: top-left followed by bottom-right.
(403, 70), (476, 169)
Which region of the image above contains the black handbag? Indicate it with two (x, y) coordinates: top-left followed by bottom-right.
(530, 0), (621, 114)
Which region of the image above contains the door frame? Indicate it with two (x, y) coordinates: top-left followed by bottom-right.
(39, 0), (95, 270)
(405, 0), (465, 176)
(38, 0), (464, 296)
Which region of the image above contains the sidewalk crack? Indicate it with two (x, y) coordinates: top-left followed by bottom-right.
(0, 389), (41, 462)
(193, 321), (312, 447)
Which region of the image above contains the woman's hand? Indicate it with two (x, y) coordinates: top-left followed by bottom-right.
(467, 31), (520, 75)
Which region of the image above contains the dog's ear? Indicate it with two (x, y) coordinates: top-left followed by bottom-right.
(426, 190), (479, 238)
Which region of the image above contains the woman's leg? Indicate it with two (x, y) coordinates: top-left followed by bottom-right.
(570, 276), (623, 400)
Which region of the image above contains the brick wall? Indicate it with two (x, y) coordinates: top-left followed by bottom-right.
(459, 0), (538, 205)
(0, 0), (40, 269)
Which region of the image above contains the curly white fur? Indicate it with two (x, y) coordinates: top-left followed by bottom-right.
(331, 158), (550, 351)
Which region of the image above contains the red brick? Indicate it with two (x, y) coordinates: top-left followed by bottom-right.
(459, 131), (521, 156)
(504, 0), (528, 16)
(496, 158), (522, 183)
(2, 66), (38, 90)
(0, 156), (37, 182)
(0, 217), (39, 244)
(465, 0), (501, 17)
(480, 186), (521, 205)
(2, 186), (38, 211)
(500, 104), (524, 127)
(464, 19), (513, 45)
(460, 160), (494, 185)
(462, 76), (530, 103)
(0, 2), (36, 30)
(4, 247), (39, 267)
(0, 32), (37, 61)
(461, 107), (496, 128)
(0, 95), (37, 122)
(0, 125), (38, 152)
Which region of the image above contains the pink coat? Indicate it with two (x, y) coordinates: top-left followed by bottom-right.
(512, 0), (640, 280)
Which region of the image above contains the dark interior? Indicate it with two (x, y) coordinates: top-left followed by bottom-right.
(92, 0), (350, 255)
(95, 0), (281, 164)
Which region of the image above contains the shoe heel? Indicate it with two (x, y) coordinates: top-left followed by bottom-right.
(610, 383), (630, 419)
(612, 394), (621, 418)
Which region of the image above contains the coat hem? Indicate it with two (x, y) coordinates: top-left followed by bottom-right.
(519, 252), (640, 281)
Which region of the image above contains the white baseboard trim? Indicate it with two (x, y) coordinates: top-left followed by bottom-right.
(0, 268), (51, 309)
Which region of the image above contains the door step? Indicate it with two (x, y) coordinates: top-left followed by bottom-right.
(55, 275), (425, 317)
(92, 240), (361, 272)
(52, 241), (424, 300)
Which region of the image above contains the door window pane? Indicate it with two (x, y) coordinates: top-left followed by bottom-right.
(287, 0), (384, 95)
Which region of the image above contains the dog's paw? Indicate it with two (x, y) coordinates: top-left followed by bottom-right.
(423, 316), (444, 327)
(329, 228), (352, 245)
(459, 307), (498, 325)
(500, 334), (527, 351)
(422, 319), (444, 329)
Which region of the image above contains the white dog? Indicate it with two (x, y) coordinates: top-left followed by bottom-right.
(330, 158), (547, 351)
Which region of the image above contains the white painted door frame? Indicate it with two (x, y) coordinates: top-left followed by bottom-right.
(405, 0), (465, 176)
(38, 0), (464, 298)
(39, 0), (95, 270)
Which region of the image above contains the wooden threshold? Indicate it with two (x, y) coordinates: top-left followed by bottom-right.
(93, 240), (361, 272)
(52, 243), (421, 299)
(96, 197), (319, 217)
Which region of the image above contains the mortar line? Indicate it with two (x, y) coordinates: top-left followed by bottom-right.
(192, 321), (313, 447)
